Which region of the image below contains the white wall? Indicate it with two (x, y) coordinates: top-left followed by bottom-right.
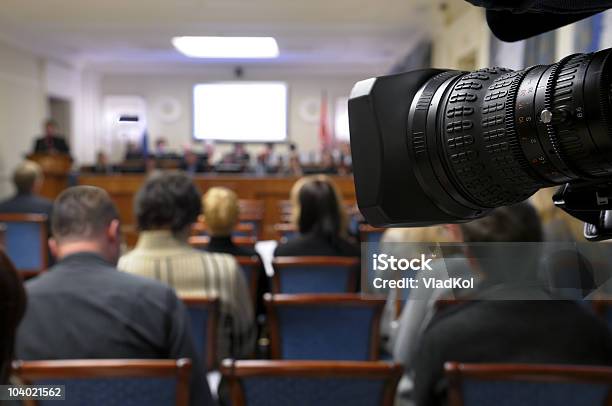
(99, 72), (366, 163)
(0, 41), (46, 198)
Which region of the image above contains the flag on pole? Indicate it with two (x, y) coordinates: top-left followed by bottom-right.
(319, 91), (331, 150)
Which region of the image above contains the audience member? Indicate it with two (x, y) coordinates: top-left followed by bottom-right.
(32, 119), (70, 155)
(385, 226), (473, 406)
(203, 187), (270, 316)
(275, 175), (359, 257)
(154, 137), (169, 157)
(0, 160), (53, 219)
(15, 186), (212, 406)
(413, 202), (612, 406)
(119, 172), (255, 360)
(0, 249), (26, 384)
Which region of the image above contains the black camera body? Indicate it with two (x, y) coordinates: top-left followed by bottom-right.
(349, 49), (612, 239)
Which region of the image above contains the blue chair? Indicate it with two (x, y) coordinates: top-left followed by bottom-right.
(236, 256), (262, 307)
(0, 213), (49, 278)
(273, 223), (298, 243)
(221, 359), (402, 406)
(445, 362), (612, 406)
(181, 296), (219, 371)
(12, 359), (192, 406)
(271, 256), (359, 294)
(265, 294), (385, 360)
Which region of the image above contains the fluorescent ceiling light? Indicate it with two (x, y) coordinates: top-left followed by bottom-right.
(172, 36), (279, 59)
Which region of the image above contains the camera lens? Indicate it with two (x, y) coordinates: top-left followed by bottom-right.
(407, 49), (612, 216)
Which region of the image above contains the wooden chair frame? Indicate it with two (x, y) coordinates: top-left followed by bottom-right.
(264, 293), (386, 360)
(236, 256), (262, 308)
(12, 358), (192, 406)
(271, 256), (360, 294)
(0, 213), (49, 278)
(188, 235), (256, 250)
(359, 224), (385, 243)
(220, 359), (402, 406)
(445, 362), (612, 406)
(180, 296), (219, 371)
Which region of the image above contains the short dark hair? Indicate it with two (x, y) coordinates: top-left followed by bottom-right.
(135, 171), (201, 233)
(52, 186), (119, 241)
(460, 202), (543, 243)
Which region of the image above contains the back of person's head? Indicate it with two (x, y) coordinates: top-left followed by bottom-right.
(52, 186), (119, 242)
(13, 160), (43, 195)
(135, 171), (201, 235)
(460, 202), (543, 283)
(0, 249), (26, 383)
(460, 202), (543, 243)
(291, 175), (347, 241)
(203, 187), (239, 237)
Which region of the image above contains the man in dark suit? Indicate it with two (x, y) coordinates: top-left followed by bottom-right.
(15, 186), (213, 406)
(413, 203), (612, 406)
(0, 160), (53, 218)
(32, 119), (70, 154)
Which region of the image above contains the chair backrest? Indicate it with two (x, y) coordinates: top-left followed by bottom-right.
(13, 359), (192, 406)
(238, 199), (264, 239)
(221, 359), (402, 406)
(359, 224), (385, 245)
(271, 256), (359, 294)
(236, 256), (262, 307)
(181, 296), (219, 371)
(0, 213), (48, 277)
(265, 294), (385, 360)
(445, 362), (612, 406)
(273, 223), (298, 242)
(188, 235), (256, 250)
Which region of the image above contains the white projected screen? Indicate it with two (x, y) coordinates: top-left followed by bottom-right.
(193, 82), (287, 142)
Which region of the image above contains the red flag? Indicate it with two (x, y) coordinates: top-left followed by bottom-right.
(319, 91), (330, 150)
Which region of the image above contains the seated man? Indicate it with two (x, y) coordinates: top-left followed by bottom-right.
(0, 160), (53, 218)
(413, 202), (612, 406)
(119, 172), (255, 361)
(15, 186), (212, 406)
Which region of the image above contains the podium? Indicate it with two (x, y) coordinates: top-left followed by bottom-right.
(27, 153), (72, 199)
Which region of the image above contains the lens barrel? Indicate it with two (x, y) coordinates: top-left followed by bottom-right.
(408, 49), (612, 217)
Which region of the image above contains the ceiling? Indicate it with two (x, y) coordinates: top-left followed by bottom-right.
(0, 0), (434, 75)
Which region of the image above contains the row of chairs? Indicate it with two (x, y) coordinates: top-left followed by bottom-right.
(12, 359), (612, 406)
(182, 293), (385, 370)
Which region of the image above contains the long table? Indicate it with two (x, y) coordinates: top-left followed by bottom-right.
(78, 174), (357, 241)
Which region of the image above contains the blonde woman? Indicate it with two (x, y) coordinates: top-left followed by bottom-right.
(203, 187), (258, 258)
(274, 175), (359, 257)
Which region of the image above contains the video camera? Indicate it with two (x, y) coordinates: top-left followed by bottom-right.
(349, 48), (612, 240)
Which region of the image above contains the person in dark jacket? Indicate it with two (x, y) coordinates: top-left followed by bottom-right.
(32, 119), (70, 155)
(274, 175), (359, 258)
(15, 186), (213, 406)
(0, 160), (53, 219)
(413, 203), (612, 406)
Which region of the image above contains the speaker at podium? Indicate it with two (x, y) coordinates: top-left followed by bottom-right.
(26, 153), (72, 199)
